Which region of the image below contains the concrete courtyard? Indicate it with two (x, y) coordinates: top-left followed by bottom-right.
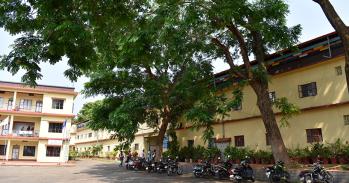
(0, 159), (265, 183)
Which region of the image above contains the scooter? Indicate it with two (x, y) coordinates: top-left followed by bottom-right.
(299, 161), (333, 183)
(166, 156), (183, 176)
(156, 157), (168, 174)
(229, 156), (255, 182)
(265, 160), (290, 182)
(214, 156), (233, 179)
(193, 159), (215, 178)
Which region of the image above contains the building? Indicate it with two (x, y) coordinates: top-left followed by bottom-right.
(71, 32), (349, 157)
(0, 81), (77, 162)
(176, 32), (349, 152)
(70, 122), (118, 157)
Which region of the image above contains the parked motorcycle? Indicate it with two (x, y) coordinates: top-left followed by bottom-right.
(156, 157), (168, 174)
(229, 156), (255, 182)
(145, 160), (157, 173)
(299, 161), (333, 183)
(166, 156), (183, 176)
(125, 157), (145, 170)
(214, 156), (233, 179)
(265, 160), (290, 183)
(193, 159), (215, 178)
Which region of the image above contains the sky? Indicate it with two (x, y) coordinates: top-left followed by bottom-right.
(0, 0), (348, 114)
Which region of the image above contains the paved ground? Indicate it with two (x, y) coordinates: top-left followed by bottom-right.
(0, 159), (266, 183)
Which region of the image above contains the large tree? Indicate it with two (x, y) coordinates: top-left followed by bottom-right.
(168, 0), (301, 163)
(0, 0), (213, 156)
(313, 0), (349, 93)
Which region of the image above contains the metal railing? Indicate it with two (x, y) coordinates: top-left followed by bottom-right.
(11, 130), (40, 137)
(0, 102), (42, 113)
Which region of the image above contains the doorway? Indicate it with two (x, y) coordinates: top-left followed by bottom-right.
(12, 145), (20, 160)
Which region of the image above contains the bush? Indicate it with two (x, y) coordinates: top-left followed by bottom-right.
(204, 147), (221, 159)
(69, 150), (78, 160)
(193, 146), (206, 161)
(309, 143), (331, 158)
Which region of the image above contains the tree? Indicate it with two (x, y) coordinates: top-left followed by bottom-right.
(313, 0), (349, 93)
(170, 0), (301, 163)
(0, 1), (214, 157)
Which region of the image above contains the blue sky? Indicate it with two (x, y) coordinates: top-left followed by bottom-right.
(0, 0), (348, 114)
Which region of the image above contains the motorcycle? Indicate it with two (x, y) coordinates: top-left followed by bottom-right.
(166, 156), (183, 176)
(125, 157), (144, 170)
(299, 161), (334, 183)
(265, 161), (290, 183)
(214, 156), (233, 179)
(145, 160), (157, 173)
(229, 157), (255, 182)
(193, 159), (215, 178)
(156, 157), (168, 174)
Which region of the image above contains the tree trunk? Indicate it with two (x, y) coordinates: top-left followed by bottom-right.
(313, 0), (349, 93)
(250, 80), (290, 163)
(156, 119), (169, 160)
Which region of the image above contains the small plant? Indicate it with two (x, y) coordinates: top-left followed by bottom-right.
(69, 150), (78, 160)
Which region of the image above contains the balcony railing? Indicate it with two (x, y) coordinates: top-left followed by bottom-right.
(11, 130), (40, 137)
(0, 102), (42, 113)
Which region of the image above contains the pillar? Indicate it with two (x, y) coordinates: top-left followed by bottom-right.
(12, 91), (17, 110)
(8, 115), (14, 134)
(5, 140), (10, 161)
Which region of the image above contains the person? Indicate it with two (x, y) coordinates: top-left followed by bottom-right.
(151, 149), (156, 161)
(126, 150), (132, 164)
(119, 151), (124, 167)
(140, 149), (145, 159)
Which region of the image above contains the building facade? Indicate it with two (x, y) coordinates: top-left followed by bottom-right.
(0, 81), (76, 162)
(176, 32), (349, 152)
(70, 122), (118, 157)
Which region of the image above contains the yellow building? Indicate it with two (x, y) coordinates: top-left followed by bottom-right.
(176, 32), (349, 152)
(70, 122), (119, 157)
(0, 81), (77, 162)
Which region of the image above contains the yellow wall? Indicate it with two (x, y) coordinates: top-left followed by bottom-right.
(42, 93), (74, 114)
(40, 117), (72, 139)
(5, 140), (38, 160)
(176, 56), (349, 150)
(0, 91), (14, 110)
(37, 140), (69, 162)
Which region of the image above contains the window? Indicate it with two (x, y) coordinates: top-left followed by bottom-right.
(298, 82), (317, 98)
(0, 97), (3, 108)
(187, 140), (194, 148)
(88, 133), (92, 138)
(134, 143), (139, 151)
(232, 103), (242, 111)
(19, 99), (32, 110)
(52, 99), (64, 109)
(208, 138), (215, 148)
(306, 128), (323, 143)
(266, 133), (270, 146)
(107, 146), (110, 152)
(48, 123), (63, 133)
(0, 145), (7, 155)
(35, 101), (43, 112)
(23, 146), (35, 156)
(344, 115), (349, 125)
(335, 66), (342, 76)
(269, 92), (276, 102)
(234, 135), (245, 147)
(46, 146), (61, 157)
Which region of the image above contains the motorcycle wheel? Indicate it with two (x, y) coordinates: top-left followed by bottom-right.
(167, 168), (171, 176)
(193, 172), (200, 178)
(177, 167), (183, 175)
(325, 172), (334, 183)
(304, 175), (313, 183)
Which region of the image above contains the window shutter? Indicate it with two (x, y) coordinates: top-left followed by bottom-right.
(306, 129), (311, 143)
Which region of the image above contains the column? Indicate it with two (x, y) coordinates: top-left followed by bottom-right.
(8, 115), (14, 134)
(5, 140), (10, 161)
(12, 91), (17, 110)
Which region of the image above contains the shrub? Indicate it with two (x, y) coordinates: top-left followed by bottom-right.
(309, 143), (331, 158)
(69, 150), (78, 160)
(204, 147), (221, 159)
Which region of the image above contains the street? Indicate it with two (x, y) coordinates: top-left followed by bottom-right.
(0, 159), (266, 183)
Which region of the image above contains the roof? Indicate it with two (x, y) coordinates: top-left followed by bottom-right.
(0, 80), (78, 96)
(214, 31), (343, 87)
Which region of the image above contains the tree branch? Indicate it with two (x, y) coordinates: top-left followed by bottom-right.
(211, 37), (246, 79)
(226, 23), (253, 79)
(313, 0), (349, 37)
(145, 66), (156, 80)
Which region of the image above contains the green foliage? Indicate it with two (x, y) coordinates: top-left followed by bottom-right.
(224, 146), (252, 160)
(309, 143), (331, 158)
(91, 145), (103, 156)
(327, 138), (346, 157)
(254, 150), (273, 160)
(69, 150), (78, 160)
(203, 147), (221, 159)
(273, 97), (300, 127)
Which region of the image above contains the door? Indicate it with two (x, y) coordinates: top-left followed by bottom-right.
(12, 145), (20, 160)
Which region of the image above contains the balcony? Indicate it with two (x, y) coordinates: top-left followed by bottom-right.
(12, 130), (39, 137)
(0, 91), (43, 113)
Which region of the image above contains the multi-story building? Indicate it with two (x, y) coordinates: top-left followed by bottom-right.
(176, 32), (349, 152)
(70, 122), (118, 157)
(0, 81), (76, 162)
